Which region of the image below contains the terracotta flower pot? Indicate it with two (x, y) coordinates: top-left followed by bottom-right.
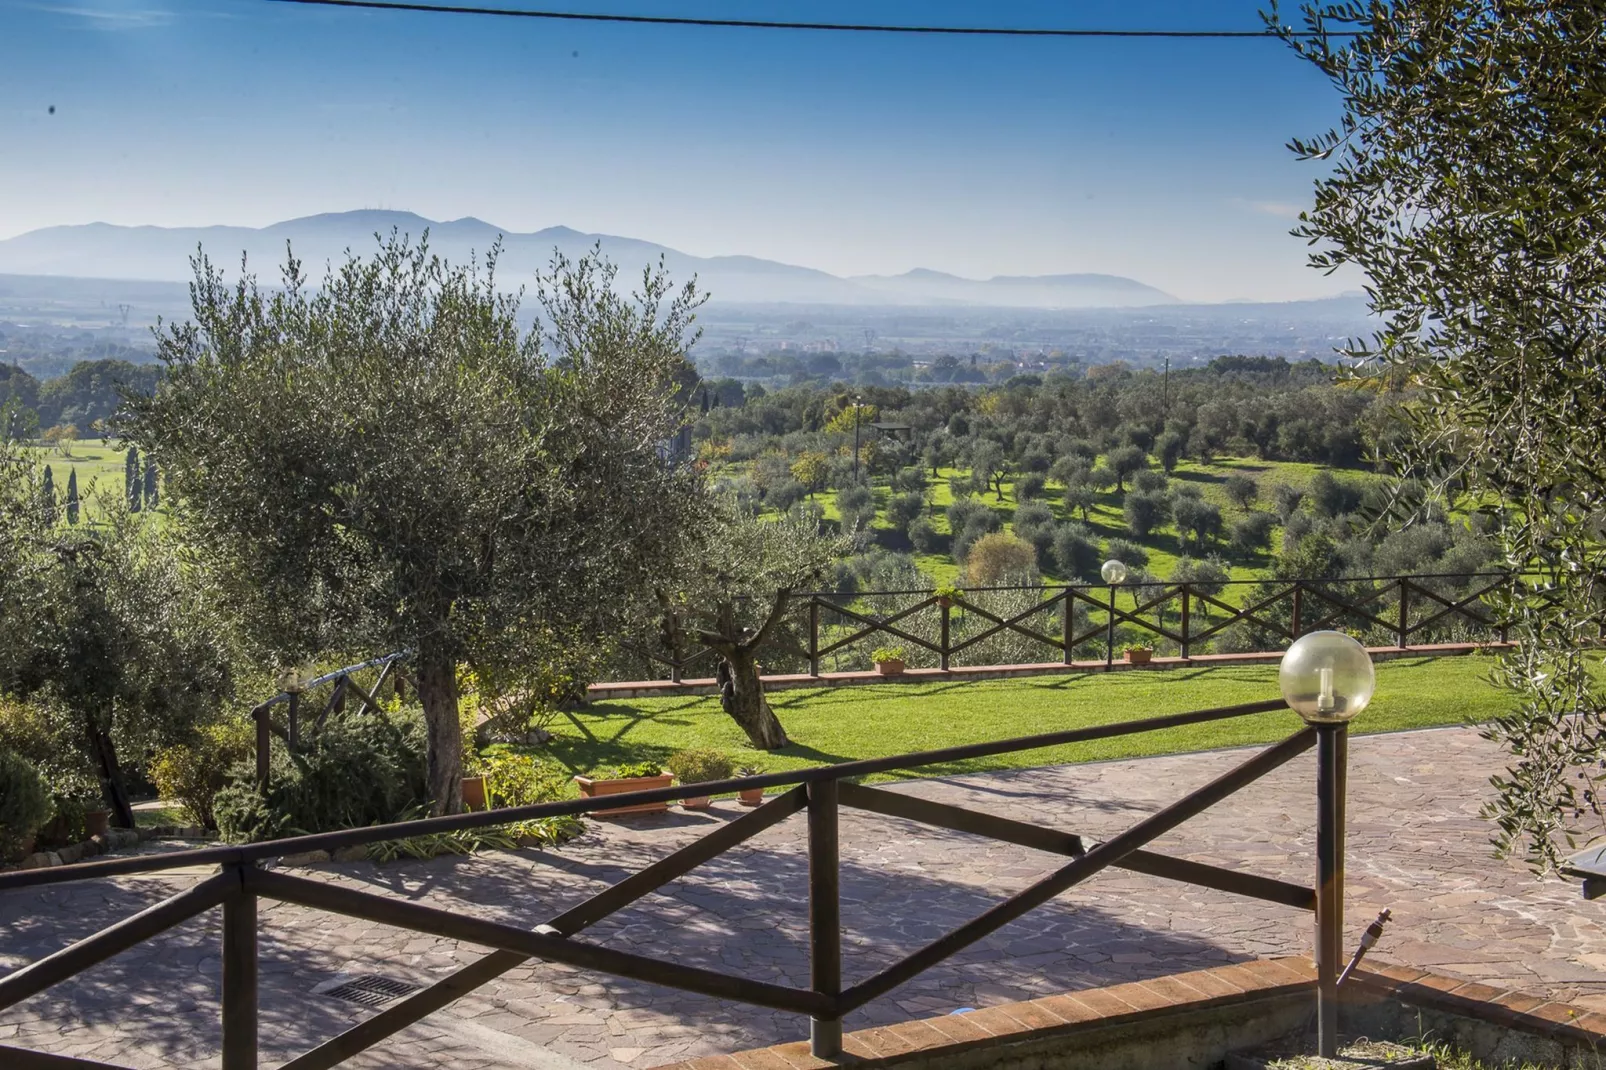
(460, 776), (486, 811)
(681, 795), (713, 810)
(84, 810), (112, 839)
(574, 774), (674, 816)
(1125, 648), (1153, 666)
(738, 788), (765, 807)
(875, 659), (906, 676)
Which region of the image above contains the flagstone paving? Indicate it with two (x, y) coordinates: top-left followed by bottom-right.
(4, 724), (1604, 1069)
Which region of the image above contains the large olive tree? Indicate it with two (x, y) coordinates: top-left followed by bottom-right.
(129, 237), (705, 813)
(1276, 0), (1606, 868)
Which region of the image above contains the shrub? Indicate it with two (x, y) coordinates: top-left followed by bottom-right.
(1132, 469), (1168, 494)
(908, 516), (941, 553)
(1272, 483), (1306, 519)
(0, 750), (52, 859)
(609, 761), (665, 779)
(963, 532), (1038, 586)
(1123, 491), (1170, 539)
(1230, 511), (1277, 558)
(667, 748), (735, 785)
(887, 491), (925, 531)
(478, 746), (571, 808)
(213, 709), (430, 843)
(1104, 538), (1151, 570)
(891, 466), (927, 493)
(148, 718), (256, 831)
(765, 479), (807, 513)
(945, 496), (994, 537)
(1014, 472), (1047, 501)
(1052, 523), (1101, 582)
(1224, 474), (1260, 509)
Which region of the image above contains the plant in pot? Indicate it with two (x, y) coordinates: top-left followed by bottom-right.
(666, 748), (734, 810)
(574, 760), (673, 816)
(460, 752), (488, 812)
(0, 749), (53, 862)
(933, 583), (961, 609)
(735, 764), (765, 807)
(1125, 645), (1154, 666)
(872, 645), (907, 676)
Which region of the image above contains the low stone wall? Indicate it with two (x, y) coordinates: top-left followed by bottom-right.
(1, 823), (215, 873)
(657, 957), (1606, 1070)
(595, 643), (1502, 701)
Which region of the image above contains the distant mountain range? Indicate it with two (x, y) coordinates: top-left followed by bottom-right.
(0, 210), (1178, 309)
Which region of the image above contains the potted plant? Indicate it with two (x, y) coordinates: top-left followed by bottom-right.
(735, 764), (765, 807)
(574, 761), (673, 816)
(872, 646), (907, 676)
(84, 807), (113, 838)
(460, 752), (487, 811)
(933, 583), (960, 609)
(1125, 645), (1154, 666)
(667, 749), (734, 810)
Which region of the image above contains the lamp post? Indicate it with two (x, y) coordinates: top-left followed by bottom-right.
(1279, 631), (1375, 1059)
(852, 395), (863, 483)
(1101, 559), (1127, 670)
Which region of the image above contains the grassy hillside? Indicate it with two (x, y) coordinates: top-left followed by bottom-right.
(791, 454), (1382, 590)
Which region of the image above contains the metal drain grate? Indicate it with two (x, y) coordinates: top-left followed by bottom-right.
(321, 975), (422, 1007)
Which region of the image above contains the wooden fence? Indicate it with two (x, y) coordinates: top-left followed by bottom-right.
(0, 697), (1355, 1067)
(634, 571), (1520, 681)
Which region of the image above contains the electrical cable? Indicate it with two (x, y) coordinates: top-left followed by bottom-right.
(262, 0), (1358, 40)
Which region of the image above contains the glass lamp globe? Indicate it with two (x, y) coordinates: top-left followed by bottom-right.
(1279, 631), (1375, 723)
(1101, 559), (1128, 585)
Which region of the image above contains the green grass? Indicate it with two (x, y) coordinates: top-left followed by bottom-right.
(544, 655), (1512, 782)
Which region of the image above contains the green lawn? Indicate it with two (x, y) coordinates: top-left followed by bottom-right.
(545, 654), (1512, 783)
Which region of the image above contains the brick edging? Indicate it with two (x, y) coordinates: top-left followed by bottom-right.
(654, 957), (1318, 1069)
(1350, 962), (1606, 1046)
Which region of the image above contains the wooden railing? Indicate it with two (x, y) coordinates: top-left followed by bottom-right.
(250, 652), (411, 788)
(630, 571), (1522, 681)
(0, 697), (1355, 1067)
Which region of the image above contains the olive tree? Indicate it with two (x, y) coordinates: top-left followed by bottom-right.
(667, 501), (850, 749)
(1277, 0), (1606, 868)
(0, 454), (229, 828)
(128, 237), (705, 813)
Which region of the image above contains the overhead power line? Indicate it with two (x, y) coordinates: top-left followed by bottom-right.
(263, 0), (1357, 39)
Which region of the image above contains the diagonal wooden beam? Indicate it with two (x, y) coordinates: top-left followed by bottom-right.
(837, 728), (1317, 1012)
(0, 872), (236, 1012)
(246, 868), (832, 1017)
(277, 787), (809, 1070)
(839, 784), (1313, 910)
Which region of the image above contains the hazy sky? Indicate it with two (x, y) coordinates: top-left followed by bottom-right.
(0, 0), (1353, 302)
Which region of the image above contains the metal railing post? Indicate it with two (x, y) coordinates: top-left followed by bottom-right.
(1291, 583), (1304, 640)
(1314, 722), (1347, 1059)
(253, 708), (270, 790)
(1105, 585), (1117, 671)
(809, 598), (821, 677)
(808, 779), (842, 1058)
(286, 692), (299, 753)
(1180, 584), (1191, 659)
(1397, 580), (1409, 650)
(222, 867), (259, 1070)
(1060, 592), (1073, 665)
(940, 598), (951, 671)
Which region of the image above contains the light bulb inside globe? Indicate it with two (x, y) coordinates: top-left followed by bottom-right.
(1279, 631), (1375, 724)
(1101, 559), (1128, 585)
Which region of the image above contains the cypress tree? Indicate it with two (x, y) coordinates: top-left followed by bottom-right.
(143, 460), (158, 509)
(40, 465), (57, 526)
(66, 468), (79, 525)
(125, 446), (141, 512)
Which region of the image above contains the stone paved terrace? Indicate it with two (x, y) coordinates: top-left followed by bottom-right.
(3, 724), (1604, 1069)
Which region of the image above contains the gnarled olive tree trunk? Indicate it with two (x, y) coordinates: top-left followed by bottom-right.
(414, 643), (464, 815)
(698, 591), (792, 751)
(87, 723), (135, 830)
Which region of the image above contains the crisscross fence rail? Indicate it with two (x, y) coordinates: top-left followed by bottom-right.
(628, 571), (1529, 682)
(0, 696), (1357, 1067)
(250, 652), (412, 788)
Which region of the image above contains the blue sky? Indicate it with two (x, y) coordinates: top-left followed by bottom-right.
(0, 0), (1351, 301)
